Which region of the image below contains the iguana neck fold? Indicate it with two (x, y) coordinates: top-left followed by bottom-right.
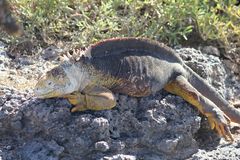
(63, 61), (92, 92)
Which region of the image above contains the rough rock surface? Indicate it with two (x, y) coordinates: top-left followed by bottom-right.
(0, 43), (240, 160)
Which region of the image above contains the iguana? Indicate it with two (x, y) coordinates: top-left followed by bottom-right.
(34, 37), (240, 141)
(0, 0), (21, 35)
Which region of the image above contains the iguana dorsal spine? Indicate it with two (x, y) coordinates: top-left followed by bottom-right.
(84, 37), (182, 63)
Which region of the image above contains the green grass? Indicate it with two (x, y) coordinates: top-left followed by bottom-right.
(4, 0), (240, 50)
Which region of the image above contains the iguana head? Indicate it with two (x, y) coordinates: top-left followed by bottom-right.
(34, 62), (79, 98)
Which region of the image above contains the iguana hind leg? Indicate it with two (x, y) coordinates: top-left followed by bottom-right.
(164, 75), (234, 141)
(64, 86), (116, 112)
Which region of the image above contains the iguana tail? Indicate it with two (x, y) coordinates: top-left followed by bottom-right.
(185, 64), (240, 124)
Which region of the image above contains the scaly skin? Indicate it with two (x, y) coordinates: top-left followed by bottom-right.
(0, 0), (21, 35)
(35, 37), (240, 142)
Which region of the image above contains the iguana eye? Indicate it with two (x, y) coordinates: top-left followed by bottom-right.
(48, 82), (52, 85)
(51, 67), (65, 77)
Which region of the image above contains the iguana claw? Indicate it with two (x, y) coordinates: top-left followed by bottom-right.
(232, 100), (240, 108)
(64, 92), (86, 105)
(207, 110), (234, 142)
(63, 92), (88, 112)
(70, 104), (88, 112)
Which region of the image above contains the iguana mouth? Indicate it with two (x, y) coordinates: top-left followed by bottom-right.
(34, 89), (56, 98)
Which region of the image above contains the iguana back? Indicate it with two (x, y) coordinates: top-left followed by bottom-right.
(87, 37), (182, 62)
(81, 38), (186, 96)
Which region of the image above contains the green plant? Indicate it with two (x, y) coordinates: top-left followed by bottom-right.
(3, 0), (240, 49)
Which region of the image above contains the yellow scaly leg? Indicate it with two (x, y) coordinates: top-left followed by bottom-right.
(164, 75), (233, 141)
(64, 85), (116, 112)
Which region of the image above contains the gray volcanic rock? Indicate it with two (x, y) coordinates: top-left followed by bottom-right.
(0, 87), (201, 160)
(0, 45), (240, 160)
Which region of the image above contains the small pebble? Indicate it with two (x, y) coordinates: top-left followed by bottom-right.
(95, 141), (109, 152)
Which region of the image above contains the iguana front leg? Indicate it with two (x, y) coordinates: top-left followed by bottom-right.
(64, 86), (116, 112)
(164, 75), (234, 141)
